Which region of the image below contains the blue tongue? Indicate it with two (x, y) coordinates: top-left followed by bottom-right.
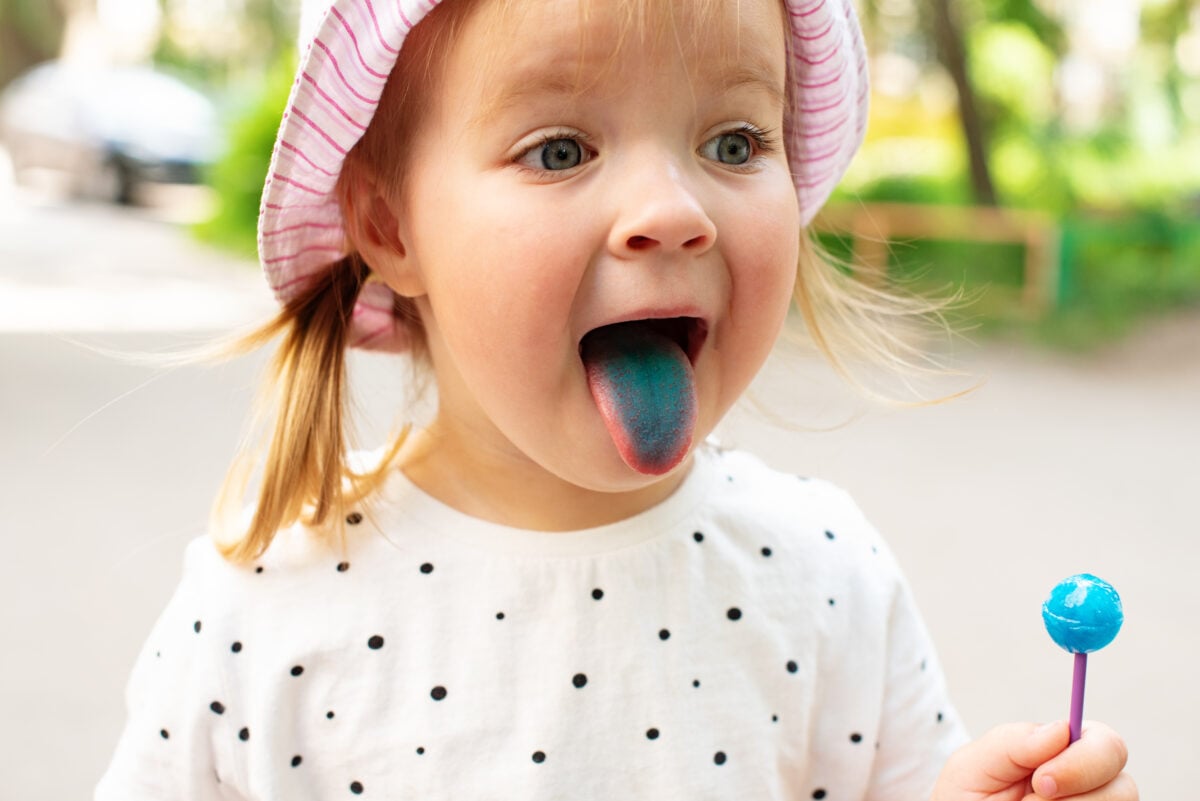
(581, 322), (696, 475)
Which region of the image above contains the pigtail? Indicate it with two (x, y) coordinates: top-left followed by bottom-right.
(213, 255), (407, 564)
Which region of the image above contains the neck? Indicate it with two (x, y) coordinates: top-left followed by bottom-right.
(396, 425), (689, 531)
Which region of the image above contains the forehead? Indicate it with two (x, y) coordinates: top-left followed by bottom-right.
(443, 0), (788, 122)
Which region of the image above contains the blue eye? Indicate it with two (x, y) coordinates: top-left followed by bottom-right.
(711, 133), (752, 165)
(702, 125), (777, 167)
(540, 138), (583, 170)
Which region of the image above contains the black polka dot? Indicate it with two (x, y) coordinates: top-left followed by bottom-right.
(210, 701), (225, 715)
(419, 562), (434, 574)
(346, 512), (363, 525)
(658, 629), (670, 641)
(761, 546), (772, 557)
(828, 598), (836, 606)
(693, 531), (704, 543)
(727, 607), (742, 621)
(160, 729), (169, 739)
(337, 562), (350, 572)
(850, 732), (863, 743)
(920, 659), (927, 671)
(255, 566), (263, 574)
(592, 588), (604, 600)
(368, 635), (384, 649)
(646, 728), (660, 740)
(350, 780), (363, 794)
(532, 751), (546, 764)
(231, 641), (242, 653)
(193, 621), (202, 633)
(239, 727), (250, 741)
(431, 686), (447, 701)
(825, 530), (835, 540)
(155, 651), (160, 658)
(416, 747), (425, 755)
(786, 660), (798, 673)
(714, 751), (727, 765)
(326, 711), (335, 719)
(496, 612), (505, 620)
(813, 791), (827, 800)
(291, 755), (302, 767)
(937, 711), (944, 723)
(572, 673), (588, 689)
(692, 679), (700, 688)
(772, 714), (779, 722)
(290, 665), (304, 677)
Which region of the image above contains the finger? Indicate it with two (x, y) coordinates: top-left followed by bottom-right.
(942, 721), (1069, 793)
(1030, 722), (1129, 798)
(1023, 771), (1138, 801)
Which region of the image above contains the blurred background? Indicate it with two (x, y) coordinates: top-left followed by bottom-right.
(1, 0), (1197, 798)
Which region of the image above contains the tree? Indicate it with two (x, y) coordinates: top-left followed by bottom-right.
(0, 0), (67, 89)
(930, 0), (996, 205)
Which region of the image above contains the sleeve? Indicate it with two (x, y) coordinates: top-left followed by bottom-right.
(866, 573), (971, 801)
(95, 538), (242, 801)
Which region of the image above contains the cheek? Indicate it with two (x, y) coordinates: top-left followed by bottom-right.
(715, 185), (800, 391)
(733, 185), (801, 320)
(422, 228), (584, 398)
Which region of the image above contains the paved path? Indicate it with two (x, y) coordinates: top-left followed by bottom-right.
(2, 189), (1196, 799)
(0, 183), (274, 332)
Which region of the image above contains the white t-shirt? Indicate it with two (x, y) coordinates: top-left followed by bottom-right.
(96, 446), (967, 800)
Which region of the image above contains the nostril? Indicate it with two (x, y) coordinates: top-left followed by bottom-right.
(683, 234), (708, 249)
(627, 235), (654, 250)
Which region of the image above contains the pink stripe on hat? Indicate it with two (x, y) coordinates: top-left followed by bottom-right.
(258, 0), (869, 351)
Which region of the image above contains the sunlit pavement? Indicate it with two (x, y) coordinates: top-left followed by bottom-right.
(0, 166), (275, 333)
(2, 180), (1198, 800)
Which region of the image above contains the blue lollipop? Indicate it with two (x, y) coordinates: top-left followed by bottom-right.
(1042, 574), (1124, 743)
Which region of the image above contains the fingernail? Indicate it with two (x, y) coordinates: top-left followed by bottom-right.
(1037, 775), (1058, 798)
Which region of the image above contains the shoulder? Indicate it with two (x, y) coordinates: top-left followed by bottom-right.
(697, 446), (905, 601)
(701, 446), (887, 553)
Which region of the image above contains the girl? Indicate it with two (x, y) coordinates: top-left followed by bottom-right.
(97, 0), (1136, 798)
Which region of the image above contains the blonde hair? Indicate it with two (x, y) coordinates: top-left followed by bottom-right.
(213, 0), (955, 564)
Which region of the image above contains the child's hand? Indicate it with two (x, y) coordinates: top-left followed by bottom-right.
(930, 720), (1136, 801)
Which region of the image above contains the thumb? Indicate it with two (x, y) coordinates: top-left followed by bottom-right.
(939, 722), (1070, 796)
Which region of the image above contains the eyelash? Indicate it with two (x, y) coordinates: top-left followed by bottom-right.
(513, 123), (780, 176)
(726, 123), (780, 162)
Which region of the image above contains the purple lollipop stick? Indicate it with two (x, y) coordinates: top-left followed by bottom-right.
(1069, 652), (1087, 743)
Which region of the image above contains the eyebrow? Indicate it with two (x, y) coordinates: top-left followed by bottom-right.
(469, 58), (786, 131)
(714, 60), (786, 109)
(470, 70), (586, 131)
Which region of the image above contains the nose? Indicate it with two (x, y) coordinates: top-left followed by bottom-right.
(607, 160), (717, 258)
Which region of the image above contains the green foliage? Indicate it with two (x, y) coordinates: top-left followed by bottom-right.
(980, 0), (1066, 53)
(969, 22), (1057, 128)
(850, 174), (973, 207)
(1058, 210), (1200, 320)
(0, 0), (65, 89)
(873, 208), (1200, 348)
(193, 56), (297, 258)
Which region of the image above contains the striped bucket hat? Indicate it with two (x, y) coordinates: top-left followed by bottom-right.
(259, 0), (869, 351)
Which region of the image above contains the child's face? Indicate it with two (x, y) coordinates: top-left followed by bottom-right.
(377, 0), (799, 505)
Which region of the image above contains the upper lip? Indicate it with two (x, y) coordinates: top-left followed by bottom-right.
(580, 309), (709, 365)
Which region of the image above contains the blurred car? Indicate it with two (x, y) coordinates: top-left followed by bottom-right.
(0, 61), (221, 204)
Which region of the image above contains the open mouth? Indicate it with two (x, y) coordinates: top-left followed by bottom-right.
(577, 315), (705, 475)
(580, 316), (708, 364)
